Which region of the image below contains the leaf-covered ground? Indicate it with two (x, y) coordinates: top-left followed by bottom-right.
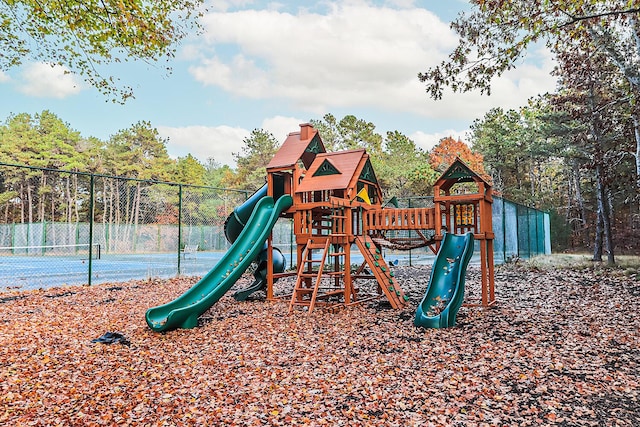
(1, 263), (638, 426)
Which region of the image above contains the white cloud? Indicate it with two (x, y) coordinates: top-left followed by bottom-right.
(0, 70), (10, 83)
(260, 115), (307, 140)
(158, 115), (307, 167)
(189, 55), (271, 98)
(17, 63), (82, 98)
(157, 125), (250, 167)
(189, 3), (557, 125)
(411, 128), (470, 152)
(191, 4), (454, 106)
(158, 118), (472, 169)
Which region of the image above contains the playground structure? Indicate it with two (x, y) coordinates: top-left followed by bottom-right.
(146, 124), (495, 331)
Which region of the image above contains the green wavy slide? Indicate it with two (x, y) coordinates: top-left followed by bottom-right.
(414, 232), (475, 329)
(146, 195), (293, 332)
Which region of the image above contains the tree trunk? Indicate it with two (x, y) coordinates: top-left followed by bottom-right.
(585, 68), (615, 264)
(594, 164), (615, 265)
(529, 162), (536, 203)
(132, 182), (142, 251)
(591, 21), (640, 210)
(134, 182), (141, 227)
(72, 174), (80, 223)
(38, 174), (46, 223)
(632, 114), (640, 192)
(593, 208), (603, 261)
(26, 181), (33, 224)
(572, 161), (587, 226)
(66, 176), (72, 224)
(19, 183), (25, 223)
(50, 185), (56, 244)
(50, 185), (55, 223)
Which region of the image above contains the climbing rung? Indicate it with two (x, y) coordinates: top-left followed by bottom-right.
(354, 235), (407, 309)
(289, 236), (351, 315)
(325, 271), (345, 277)
(290, 301), (312, 307)
(307, 244), (327, 250)
(316, 290), (345, 298)
(300, 271), (343, 278)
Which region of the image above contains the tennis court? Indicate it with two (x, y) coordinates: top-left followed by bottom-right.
(0, 251), (226, 292)
(0, 245), (482, 292)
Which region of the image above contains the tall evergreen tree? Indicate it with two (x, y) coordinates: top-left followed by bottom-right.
(378, 131), (437, 198)
(233, 129), (279, 191)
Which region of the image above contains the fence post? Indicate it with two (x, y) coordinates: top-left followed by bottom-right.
(536, 210), (541, 256)
(41, 220), (46, 255)
(178, 184), (183, 275)
(407, 197), (413, 267)
(515, 203), (521, 259)
(502, 197), (506, 263)
(88, 174), (94, 286)
(526, 206), (531, 259)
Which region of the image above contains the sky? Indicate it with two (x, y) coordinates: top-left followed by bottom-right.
(0, 0), (557, 168)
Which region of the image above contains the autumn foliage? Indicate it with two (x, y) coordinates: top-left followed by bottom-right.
(429, 137), (490, 183)
(1, 264), (638, 425)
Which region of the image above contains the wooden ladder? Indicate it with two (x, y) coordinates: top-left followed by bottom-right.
(289, 239), (329, 314)
(355, 235), (408, 309)
(288, 236), (348, 314)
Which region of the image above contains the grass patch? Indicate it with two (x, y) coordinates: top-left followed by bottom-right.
(525, 253), (640, 272)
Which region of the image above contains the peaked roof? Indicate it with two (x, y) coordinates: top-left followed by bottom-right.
(267, 124), (325, 170)
(435, 157), (491, 191)
(296, 149), (368, 193)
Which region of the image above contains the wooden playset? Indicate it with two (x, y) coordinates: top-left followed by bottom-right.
(261, 124), (496, 314)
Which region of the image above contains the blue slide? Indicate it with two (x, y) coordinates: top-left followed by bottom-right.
(414, 232), (474, 328)
(146, 195), (292, 332)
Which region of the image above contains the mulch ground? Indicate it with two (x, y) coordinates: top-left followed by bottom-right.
(0, 263), (638, 426)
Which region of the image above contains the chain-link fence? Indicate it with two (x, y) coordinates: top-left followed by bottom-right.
(390, 196), (550, 265)
(0, 163), (250, 290)
(0, 163), (550, 290)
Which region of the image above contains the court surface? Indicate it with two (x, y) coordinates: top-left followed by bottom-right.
(0, 249), (478, 292)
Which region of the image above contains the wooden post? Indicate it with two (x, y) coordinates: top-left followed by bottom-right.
(432, 158), (496, 307)
(479, 239), (488, 306)
(487, 238), (495, 304)
(266, 235), (274, 301)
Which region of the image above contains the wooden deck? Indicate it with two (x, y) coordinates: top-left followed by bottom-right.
(363, 207), (436, 231)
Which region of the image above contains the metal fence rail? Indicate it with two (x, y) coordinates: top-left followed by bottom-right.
(0, 163), (550, 291)
(388, 195), (550, 265)
(0, 162), (250, 290)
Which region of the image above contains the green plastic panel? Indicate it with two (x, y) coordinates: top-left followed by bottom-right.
(146, 195), (293, 332)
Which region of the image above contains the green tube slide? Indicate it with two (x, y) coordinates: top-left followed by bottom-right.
(224, 184), (286, 300)
(414, 232), (475, 329)
(146, 195), (293, 332)
(224, 184), (268, 243)
(224, 179), (286, 242)
(232, 246), (285, 301)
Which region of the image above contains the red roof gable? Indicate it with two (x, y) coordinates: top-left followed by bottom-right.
(296, 149), (367, 193)
(267, 123), (325, 170)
